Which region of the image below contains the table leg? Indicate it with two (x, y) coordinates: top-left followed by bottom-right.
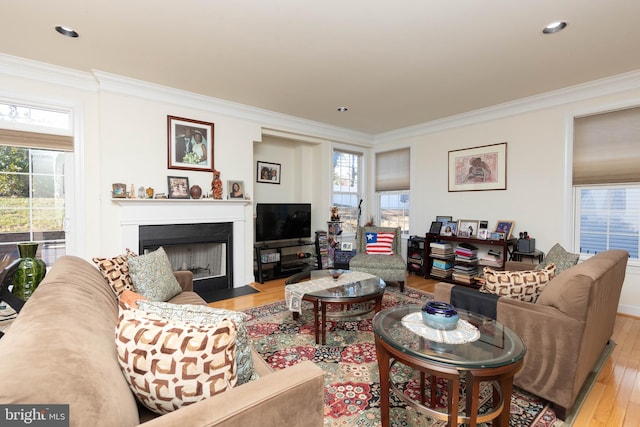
(321, 302), (327, 345)
(494, 376), (514, 427)
(447, 377), (460, 427)
(375, 339), (391, 427)
(313, 300), (319, 344)
(374, 294), (383, 313)
(465, 372), (481, 427)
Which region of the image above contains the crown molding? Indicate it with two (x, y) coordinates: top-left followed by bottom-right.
(373, 69), (640, 145)
(92, 70), (373, 146)
(0, 53), (97, 92)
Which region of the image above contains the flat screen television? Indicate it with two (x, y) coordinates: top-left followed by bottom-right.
(255, 203), (311, 243)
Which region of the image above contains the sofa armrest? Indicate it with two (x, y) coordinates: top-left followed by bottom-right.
(433, 282), (455, 303)
(173, 271), (194, 292)
(139, 360), (325, 427)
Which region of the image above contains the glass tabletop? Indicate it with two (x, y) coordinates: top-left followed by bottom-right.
(302, 269), (386, 299)
(373, 305), (525, 369)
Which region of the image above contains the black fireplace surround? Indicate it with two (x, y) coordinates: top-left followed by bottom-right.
(138, 222), (233, 294)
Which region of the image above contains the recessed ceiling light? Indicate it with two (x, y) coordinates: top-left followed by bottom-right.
(543, 21), (567, 34)
(55, 26), (79, 38)
(337, 107), (348, 112)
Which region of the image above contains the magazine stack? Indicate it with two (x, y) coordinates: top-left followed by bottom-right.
(429, 241), (454, 278)
(452, 242), (479, 284)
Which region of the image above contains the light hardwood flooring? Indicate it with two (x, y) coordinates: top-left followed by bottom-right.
(210, 273), (640, 426)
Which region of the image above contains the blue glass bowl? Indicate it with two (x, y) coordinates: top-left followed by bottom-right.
(421, 301), (459, 330)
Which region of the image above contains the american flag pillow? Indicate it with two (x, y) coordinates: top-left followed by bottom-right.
(365, 232), (395, 255)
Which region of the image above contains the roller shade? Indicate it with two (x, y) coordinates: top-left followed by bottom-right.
(574, 107), (640, 185)
(375, 148), (410, 191)
(0, 128), (74, 152)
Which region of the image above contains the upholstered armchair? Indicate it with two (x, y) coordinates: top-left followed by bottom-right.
(349, 226), (407, 292)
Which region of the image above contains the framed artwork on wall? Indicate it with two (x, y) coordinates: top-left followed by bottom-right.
(448, 142), (507, 192)
(167, 115), (214, 172)
(257, 161), (281, 184)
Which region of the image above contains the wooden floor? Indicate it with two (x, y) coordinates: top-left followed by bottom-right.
(210, 274), (640, 426)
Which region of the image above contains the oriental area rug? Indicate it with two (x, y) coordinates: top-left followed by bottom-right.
(243, 286), (574, 427)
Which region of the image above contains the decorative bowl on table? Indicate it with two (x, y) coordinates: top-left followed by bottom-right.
(328, 269), (344, 281)
(421, 301), (459, 330)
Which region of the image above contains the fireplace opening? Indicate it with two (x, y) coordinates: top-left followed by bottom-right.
(138, 222), (233, 293)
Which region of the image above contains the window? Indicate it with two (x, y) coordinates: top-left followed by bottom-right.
(575, 186), (639, 259)
(332, 150), (362, 234)
(573, 107), (640, 260)
(376, 148), (410, 235)
(378, 191), (410, 235)
(0, 102), (72, 265)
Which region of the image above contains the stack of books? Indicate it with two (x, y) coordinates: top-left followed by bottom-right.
(453, 243), (479, 284)
(429, 242), (454, 278)
(478, 249), (503, 268)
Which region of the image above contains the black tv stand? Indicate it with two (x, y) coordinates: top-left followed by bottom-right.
(254, 240), (315, 283)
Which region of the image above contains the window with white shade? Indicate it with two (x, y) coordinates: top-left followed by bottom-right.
(376, 148), (410, 235)
(573, 107), (640, 260)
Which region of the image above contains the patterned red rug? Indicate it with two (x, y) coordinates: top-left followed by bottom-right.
(243, 286), (563, 426)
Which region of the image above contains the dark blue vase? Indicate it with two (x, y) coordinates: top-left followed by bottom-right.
(421, 301), (459, 330)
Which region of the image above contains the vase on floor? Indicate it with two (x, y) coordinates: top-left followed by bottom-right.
(12, 242), (47, 301)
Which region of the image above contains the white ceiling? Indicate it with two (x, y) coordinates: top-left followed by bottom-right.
(3, 1), (640, 135)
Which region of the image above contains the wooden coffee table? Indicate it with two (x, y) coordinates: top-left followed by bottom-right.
(373, 305), (525, 427)
(289, 270), (386, 345)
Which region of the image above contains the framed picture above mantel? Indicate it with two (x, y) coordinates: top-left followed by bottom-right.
(167, 115), (214, 172)
(448, 142), (507, 192)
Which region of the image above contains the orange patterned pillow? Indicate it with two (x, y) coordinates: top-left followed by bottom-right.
(115, 307), (238, 414)
(481, 263), (556, 303)
(92, 249), (137, 296)
(118, 289), (147, 309)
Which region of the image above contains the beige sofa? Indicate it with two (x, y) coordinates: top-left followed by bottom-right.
(0, 256), (324, 427)
(434, 249), (627, 418)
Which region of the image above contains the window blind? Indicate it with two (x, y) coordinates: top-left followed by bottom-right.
(573, 106), (640, 185)
(375, 148), (410, 192)
(0, 128), (74, 152)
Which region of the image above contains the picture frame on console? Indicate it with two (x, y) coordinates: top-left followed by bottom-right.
(457, 219), (479, 238)
(167, 115), (214, 172)
(440, 221), (457, 236)
(448, 142), (507, 192)
(167, 176), (190, 199)
(257, 161), (281, 184)
(494, 220), (515, 239)
(429, 221), (442, 234)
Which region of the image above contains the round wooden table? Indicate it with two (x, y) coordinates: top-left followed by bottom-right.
(373, 305), (525, 427)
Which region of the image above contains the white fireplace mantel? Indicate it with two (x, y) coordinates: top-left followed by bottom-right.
(113, 198), (251, 287)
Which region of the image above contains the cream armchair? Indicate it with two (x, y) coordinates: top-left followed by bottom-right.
(349, 226), (407, 292)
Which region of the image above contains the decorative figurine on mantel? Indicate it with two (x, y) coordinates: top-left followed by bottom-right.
(211, 169), (223, 200)
(129, 184), (136, 198)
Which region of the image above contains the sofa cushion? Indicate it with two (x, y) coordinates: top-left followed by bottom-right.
(364, 231), (395, 255)
(128, 246), (182, 301)
(481, 263), (556, 302)
(115, 306), (238, 414)
(92, 248), (137, 296)
(137, 300), (256, 385)
(536, 243), (579, 273)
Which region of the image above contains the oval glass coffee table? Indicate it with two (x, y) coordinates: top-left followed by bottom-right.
(373, 305), (526, 427)
(287, 270), (386, 345)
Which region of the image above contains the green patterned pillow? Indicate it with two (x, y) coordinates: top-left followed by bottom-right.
(136, 300), (257, 385)
(536, 243), (579, 274)
(128, 247), (182, 301)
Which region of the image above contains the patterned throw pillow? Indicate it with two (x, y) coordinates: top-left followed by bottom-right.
(118, 289), (147, 309)
(481, 263), (556, 303)
(137, 300), (257, 385)
(127, 247), (182, 301)
(365, 232), (395, 255)
(536, 243), (579, 274)
(115, 307), (238, 414)
(92, 249), (138, 296)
